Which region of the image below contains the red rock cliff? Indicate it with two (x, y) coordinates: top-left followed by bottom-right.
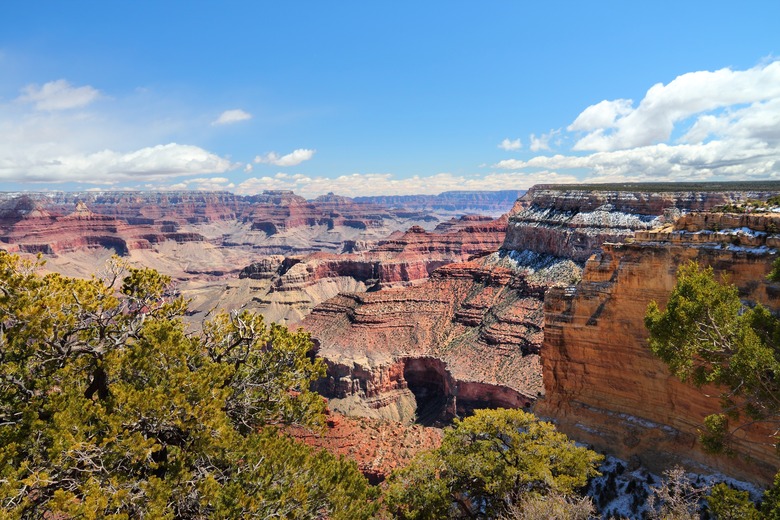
(503, 186), (775, 261)
(537, 212), (780, 484)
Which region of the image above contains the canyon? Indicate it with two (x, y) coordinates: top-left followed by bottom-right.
(538, 210), (780, 484)
(0, 190), (515, 323)
(4, 183), (780, 486)
(303, 183), (780, 485)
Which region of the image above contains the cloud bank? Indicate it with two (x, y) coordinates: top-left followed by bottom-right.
(499, 60), (780, 183)
(1, 80), (235, 184)
(0, 142), (233, 184)
(165, 171), (573, 199)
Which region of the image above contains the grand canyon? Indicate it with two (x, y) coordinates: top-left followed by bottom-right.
(3, 182), (780, 499)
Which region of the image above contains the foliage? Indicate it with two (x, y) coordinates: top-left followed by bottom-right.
(498, 491), (595, 520)
(768, 256), (780, 283)
(645, 261), (780, 451)
(0, 251), (374, 518)
(646, 467), (706, 520)
(383, 408), (602, 519)
(761, 472), (780, 519)
(706, 483), (761, 520)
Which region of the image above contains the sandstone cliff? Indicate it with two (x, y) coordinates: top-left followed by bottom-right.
(537, 211), (780, 484)
(502, 186), (773, 261)
(302, 183), (780, 486)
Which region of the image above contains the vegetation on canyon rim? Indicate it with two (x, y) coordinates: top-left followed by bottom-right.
(645, 259), (780, 518)
(4, 243), (780, 519)
(0, 252), (375, 519)
(645, 260), (780, 455)
(0, 251), (604, 519)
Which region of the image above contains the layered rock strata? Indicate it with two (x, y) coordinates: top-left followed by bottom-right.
(302, 254), (579, 423)
(304, 184), (780, 483)
(504, 186), (780, 261)
(0, 197), (203, 255)
(538, 212), (780, 485)
(0, 190), (450, 258)
(238, 215), (509, 322)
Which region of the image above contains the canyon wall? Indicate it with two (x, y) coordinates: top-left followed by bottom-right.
(0, 189), (520, 325)
(302, 257), (560, 423)
(503, 186), (777, 261)
(304, 185), (780, 431)
(537, 212), (780, 484)
(238, 215), (508, 322)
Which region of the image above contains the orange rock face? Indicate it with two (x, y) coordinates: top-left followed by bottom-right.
(537, 213), (780, 485)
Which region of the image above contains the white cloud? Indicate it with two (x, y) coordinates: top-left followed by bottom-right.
(0, 142), (234, 184)
(494, 139), (780, 183)
(568, 99), (633, 132)
(17, 79), (100, 111)
(493, 60), (780, 185)
(212, 109), (252, 126)
(529, 129), (560, 152)
(254, 148), (316, 167)
(1, 79), (238, 185)
(569, 61), (780, 152)
(233, 171), (575, 198)
(498, 138), (522, 151)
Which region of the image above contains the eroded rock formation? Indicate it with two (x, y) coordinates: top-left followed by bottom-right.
(537, 212), (780, 484)
(304, 183), (780, 485)
(302, 254), (579, 423)
(235, 215), (509, 322)
(0, 190), (449, 258)
(502, 185), (771, 261)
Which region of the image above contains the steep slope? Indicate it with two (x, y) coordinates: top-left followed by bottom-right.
(538, 212), (780, 484)
(302, 255), (573, 423)
(303, 184), (780, 444)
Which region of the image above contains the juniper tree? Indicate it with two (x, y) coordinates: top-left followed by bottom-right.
(0, 251), (375, 519)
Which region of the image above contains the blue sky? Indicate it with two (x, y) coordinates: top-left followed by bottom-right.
(1, 1), (779, 197)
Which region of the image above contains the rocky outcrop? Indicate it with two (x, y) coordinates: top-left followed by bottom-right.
(302, 255), (576, 423)
(537, 212), (780, 485)
(0, 197), (204, 255)
(243, 190), (438, 239)
(301, 183), (780, 485)
(285, 410), (443, 483)
(236, 215), (509, 322)
(503, 186), (780, 261)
